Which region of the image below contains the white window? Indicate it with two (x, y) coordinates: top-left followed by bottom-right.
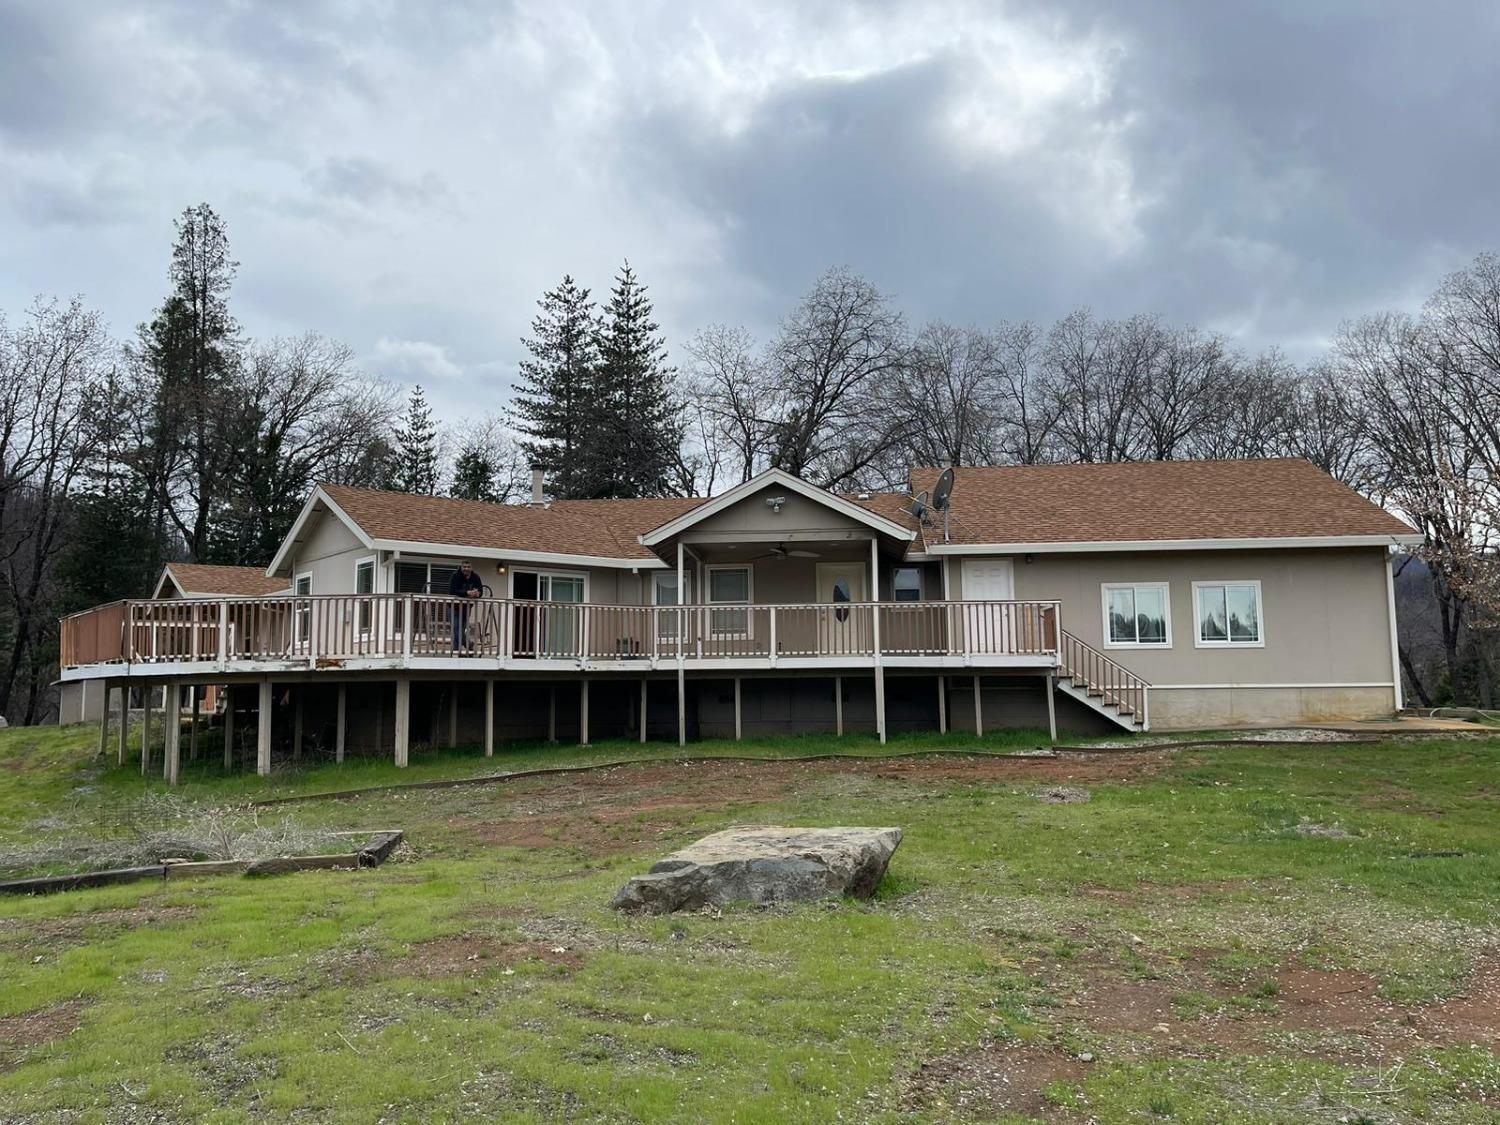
(294, 572), (313, 643)
(891, 567), (923, 602)
(652, 571), (692, 638)
(394, 560), (459, 595)
(355, 556), (376, 633)
(1102, 583), (1170, 648)
(1193, 581), (1263, 647)
(707, 565), (751, 637)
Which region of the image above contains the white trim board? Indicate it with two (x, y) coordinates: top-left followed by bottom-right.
(379, 541), (666, 571)
(639, 467), (914, 546)
(1147, 682), (1395, 690)
(928, 534), (1422, 554)
(266, 486), (375, 576)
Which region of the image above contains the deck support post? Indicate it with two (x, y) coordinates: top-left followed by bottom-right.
(733, 677), (742, 741)
(937, 675), (947, 734)
(141, 683), (155, 775)
(834, 676), (843, 736)
(484, 679), (494, 757)
(1045, 673), (1057, 743)
(257, 678), (273, 776)
(163, 682), (181, 786)
(870, 536), (886, 744)
(972, 674), (984, 738)
(448, 687), (458, 748)
(393, 677), (410, 767)
(580, 679), (590, 746)
(188, 685), (199, 761)
(293, 689), (304, 763)
(223, 687), (234, 771)
(639, 679), (648, 744)
(547, 684), (557, 742)
(117, 682), (129, 765)
(676, 539), (687, 747)
(336, 684), (347, 763)
(97, 684), (111, 758)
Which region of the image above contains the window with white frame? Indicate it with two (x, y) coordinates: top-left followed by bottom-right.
(1102, 583), (1170, 647)
(891, 567), (923, 602)
(394, 560), (458, 595)
(652, 571), (692, 637)
(1193, 581), (1263, 646)
(355, 557), (376, 633)
(707, 565), (751, 636)
(294, 573), (312, 643)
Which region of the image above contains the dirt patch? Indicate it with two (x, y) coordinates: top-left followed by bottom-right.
(463, 753), (1167, 857)
(1035, 786), (1091, 804)
(905, 1043), (1088, 1118)
(1414, 956), (1500, 1048)
(0, 904), (197, 950)
(390, 935), (584, 978)
(1047, 950), (1500, 1061)
(1077, 881), (1250, 904)
(0, 999), (88, 1068)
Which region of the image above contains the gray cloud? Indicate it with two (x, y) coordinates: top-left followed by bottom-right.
(1, 0), (1497, 422)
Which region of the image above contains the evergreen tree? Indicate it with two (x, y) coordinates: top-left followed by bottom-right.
(136, 203), (242, 560)
(513, 275), (600, 499)
(593, 261), (683, 497)
(450, 444), (500, 502)
(392, 384), (439, 493)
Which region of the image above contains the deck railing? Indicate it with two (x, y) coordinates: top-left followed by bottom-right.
(60, 595), (1063, 669)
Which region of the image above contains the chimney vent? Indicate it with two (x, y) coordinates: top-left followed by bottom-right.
(530, 468), (546, 505)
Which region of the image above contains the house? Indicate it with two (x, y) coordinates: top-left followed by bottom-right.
(56, 564), (289, 723)
(57, 459), (1421, 782)
(153, 563), (292, 600)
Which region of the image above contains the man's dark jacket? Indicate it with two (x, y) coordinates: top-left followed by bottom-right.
(449, 568), (483, 597)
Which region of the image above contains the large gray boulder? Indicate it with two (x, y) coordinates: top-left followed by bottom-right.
(610, 825), (902, 914)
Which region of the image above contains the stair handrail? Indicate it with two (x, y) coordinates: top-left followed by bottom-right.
(1057, 628), (1150, 727)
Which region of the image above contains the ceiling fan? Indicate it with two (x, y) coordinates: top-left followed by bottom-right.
(751, 542), (819, 561)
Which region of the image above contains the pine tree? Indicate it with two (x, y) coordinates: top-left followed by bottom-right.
(593, 261), (683, 497)
(513, 276), (600, 499)
(136, 202), (242, 560)
(450, 444), (499, 502)
(392, 385), (439, 494)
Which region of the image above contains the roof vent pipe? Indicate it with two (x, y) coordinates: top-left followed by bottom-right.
(530, 468), (546, 505)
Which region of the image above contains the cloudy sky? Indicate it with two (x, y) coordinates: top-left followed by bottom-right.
(3, 1), (1498, 420)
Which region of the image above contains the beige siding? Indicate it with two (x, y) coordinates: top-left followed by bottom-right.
(1002, 546), (1394, 687)
(291, 509), (370, 594)
(947, 545), (1399, 727)
(685, 485), (873, 537)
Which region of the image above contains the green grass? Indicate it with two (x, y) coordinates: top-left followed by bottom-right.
(0, 723), (1497, 1122)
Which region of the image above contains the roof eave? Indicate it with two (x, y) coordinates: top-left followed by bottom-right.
(639, 468), (914, 546)
(374, 539), (668, 570)
(927, 533), (1424, 554)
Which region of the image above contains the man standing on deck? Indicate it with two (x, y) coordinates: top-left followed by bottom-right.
(449, 561), (483, 650)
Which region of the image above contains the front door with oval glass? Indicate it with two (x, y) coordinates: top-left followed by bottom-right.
(816, 562), (870, 655)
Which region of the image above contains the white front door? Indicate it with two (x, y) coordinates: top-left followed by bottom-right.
(961, 558), (1016, 653)
(816, 562), (868, 604)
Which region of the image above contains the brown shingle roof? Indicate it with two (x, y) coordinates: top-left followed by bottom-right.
(907, 459), (1417, 547)
(165, 563), (290, 597)
(320, 484), (704, 560)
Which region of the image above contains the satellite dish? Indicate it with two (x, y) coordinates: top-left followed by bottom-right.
(932, 468), (956, 512)
(908, 490), (930, 521)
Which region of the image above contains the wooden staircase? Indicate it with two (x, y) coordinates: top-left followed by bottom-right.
(1056, 629), (1150, 732)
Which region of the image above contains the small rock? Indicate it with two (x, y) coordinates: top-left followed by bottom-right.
(610, 825), (903, 914)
